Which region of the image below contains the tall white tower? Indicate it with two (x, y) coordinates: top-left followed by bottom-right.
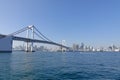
(25, 25), (34, 52)
(25, 27), (29, 52)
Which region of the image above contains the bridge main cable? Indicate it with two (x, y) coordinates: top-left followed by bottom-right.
(8, 27), (29, 36)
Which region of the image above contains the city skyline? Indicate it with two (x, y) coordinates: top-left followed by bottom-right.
(0, 0), (120, 47)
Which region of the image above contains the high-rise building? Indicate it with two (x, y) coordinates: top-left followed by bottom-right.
(79, 43), (85, 51)
(72, 44), (79, 51)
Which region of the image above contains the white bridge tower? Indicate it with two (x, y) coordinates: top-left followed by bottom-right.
(25, 25), (35, 52)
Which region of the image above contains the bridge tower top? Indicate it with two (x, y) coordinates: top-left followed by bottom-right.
(28, 25), (34, 29)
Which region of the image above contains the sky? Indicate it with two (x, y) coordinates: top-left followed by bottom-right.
(0, 0), (120, 47)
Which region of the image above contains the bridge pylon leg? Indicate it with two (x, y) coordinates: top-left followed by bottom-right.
(30, 27), (34, 52)
(25, 41), (29, 52)
(25, 28), (29, 52)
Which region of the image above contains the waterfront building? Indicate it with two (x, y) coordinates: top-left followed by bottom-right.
(79, 43), (85, 51)
(72, 44), (79, 51)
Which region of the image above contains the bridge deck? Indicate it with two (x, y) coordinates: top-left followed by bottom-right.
(0, 34), (69, 49)
(13, 36), (69, 49)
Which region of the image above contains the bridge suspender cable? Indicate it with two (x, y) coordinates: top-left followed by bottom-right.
(28, 25), (53, 42)
(33, 31), (46, 41)
(32, 26), (53, 42)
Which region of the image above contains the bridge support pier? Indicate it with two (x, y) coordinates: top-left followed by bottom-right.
(25, 41), (29, 52)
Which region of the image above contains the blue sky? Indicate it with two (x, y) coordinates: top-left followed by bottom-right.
(0, 0), (120, 47)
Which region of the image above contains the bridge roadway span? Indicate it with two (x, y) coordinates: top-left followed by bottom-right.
(0, 34), (69, 49)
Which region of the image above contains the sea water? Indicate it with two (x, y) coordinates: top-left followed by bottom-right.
(0, 52), (120, 80)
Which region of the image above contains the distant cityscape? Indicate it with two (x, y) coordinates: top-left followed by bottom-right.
(13, 42), (120, 52)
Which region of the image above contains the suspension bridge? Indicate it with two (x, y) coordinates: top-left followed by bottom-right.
(0, 25), (69, 52)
